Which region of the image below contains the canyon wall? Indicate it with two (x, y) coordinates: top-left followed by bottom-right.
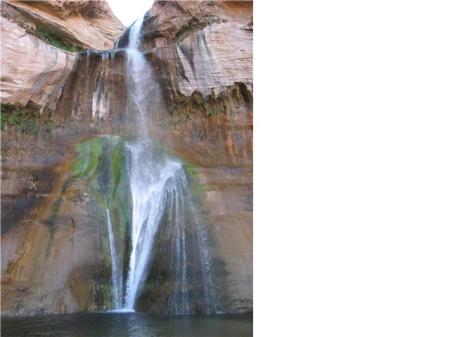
(2, 0), (123, 50)
(0, 0), (124, 111)
(1, 0), (252, 316)
(1, 0), (123, 316)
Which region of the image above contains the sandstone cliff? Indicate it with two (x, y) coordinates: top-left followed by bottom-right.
(0, 16), (76, 112)
(1, 0), (252, 316)
(2, 0), (124, 50)
(0, 0), (124, 111)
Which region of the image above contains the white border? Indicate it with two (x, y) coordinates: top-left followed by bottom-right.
(255, 1), (450, 336)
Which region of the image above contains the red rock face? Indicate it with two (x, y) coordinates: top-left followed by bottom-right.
(0, 16), (76, 111)
(0, 0), (124, 112)
(1, 0), (253, 316)
(2, 0), (124, 49)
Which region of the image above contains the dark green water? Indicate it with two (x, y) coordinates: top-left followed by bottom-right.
(1, 313), (252, 337)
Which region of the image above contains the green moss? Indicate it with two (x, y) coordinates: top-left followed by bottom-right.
(111, 140), (125, 198)
(174, 16), (227, 41)
(68, 137), (131, 277)
(90, 182), (108, 209)
(183, 162), (199, 179)
(182, 162), (205, 197)
(35, 27), (83, 52)
(0, 103), (52, 133)
(72, 138), (103, 179)
(69, 137), (130, 218)
(168, 83), (252, 128)
(167, 91), (229, 128)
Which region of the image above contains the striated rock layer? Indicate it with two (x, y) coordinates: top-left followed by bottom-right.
(0, 17), (76, 112)
(0, 0), (124, 112)
(2, 0), (124, 50)
(1, 0), (252, 316)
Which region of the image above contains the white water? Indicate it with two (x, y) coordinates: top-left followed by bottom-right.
(123, 139), (183, 309)
(125, 15), (149, 135)
(125, 15), (165, 134)
(123, 16), (185, 310)
(101, 15), (218, 313)
(105, 308), (135, 314)
(165, 170), (218, 314)
(92, 53), (110, 119)
(106, 207), (123, 309)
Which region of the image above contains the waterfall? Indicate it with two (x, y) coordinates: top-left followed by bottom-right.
(125, 15), (149, 135)
(92, 53), (110, 119)
(125, 15), (165, 134)
(105, 207), (122, 309)
(122, 14), (173, 310)
(99, 14), (218, 314)
(123, 138), (183, 309)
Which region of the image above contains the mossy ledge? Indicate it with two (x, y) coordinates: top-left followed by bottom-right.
(0, 103), (54, 133)
(0, 2), (83, 52)
(182, 161), (205, 198)
(173, 16), (227, 42)
(34, 27), (83, 52)
(167, 83), (253, 128)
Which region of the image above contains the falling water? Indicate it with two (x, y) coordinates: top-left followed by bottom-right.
(123, 138), (182, 309)
(100, 15), (218, 313)
(105, 207), (122, 309)
(125, 15), (148, 135)
(92, 53), (110, 119)
(125, 15), (165, 134)
(122, 14), (170, 310)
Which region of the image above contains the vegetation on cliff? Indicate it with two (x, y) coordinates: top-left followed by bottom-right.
(35, 27), (83, 52)
(167, 83), (252, 127)
(0, 103), (53, 133)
